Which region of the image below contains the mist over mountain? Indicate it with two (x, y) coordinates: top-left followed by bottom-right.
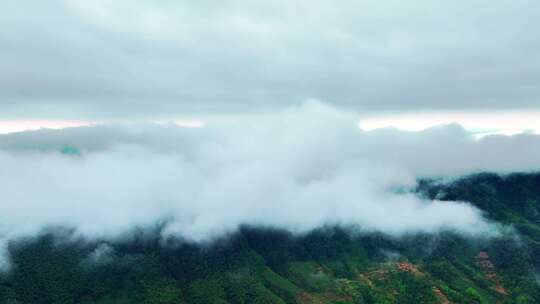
(2, 172), (540, 303)
(1, 102), (540, 272)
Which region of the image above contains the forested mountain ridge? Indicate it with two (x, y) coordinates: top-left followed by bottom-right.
(2, 173), (540, 304)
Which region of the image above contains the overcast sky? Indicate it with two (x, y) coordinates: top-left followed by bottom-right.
(2, 0), (540, 120)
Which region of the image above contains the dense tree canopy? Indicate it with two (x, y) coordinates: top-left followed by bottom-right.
(2, 172), (540, 303)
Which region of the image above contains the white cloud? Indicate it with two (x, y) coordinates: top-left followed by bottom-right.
(2, 101), (539, 269)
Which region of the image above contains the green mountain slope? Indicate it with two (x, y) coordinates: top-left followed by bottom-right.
(2, 173), (540, 303)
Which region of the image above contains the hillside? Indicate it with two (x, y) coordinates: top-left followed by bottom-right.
(2, 172), (540, 303)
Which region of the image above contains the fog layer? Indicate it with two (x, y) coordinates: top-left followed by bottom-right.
(2, 102), (540, 268)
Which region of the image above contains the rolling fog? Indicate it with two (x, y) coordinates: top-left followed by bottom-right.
(1, 102), (540, 269)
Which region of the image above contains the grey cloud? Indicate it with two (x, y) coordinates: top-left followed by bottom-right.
(1, 0), (540, 119)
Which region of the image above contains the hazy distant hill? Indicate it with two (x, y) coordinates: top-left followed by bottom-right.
(2, 173), (540, 304)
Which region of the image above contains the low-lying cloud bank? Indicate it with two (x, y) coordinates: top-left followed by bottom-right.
(1, 101), (540, 268)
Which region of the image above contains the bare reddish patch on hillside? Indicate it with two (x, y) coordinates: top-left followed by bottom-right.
(432, 286), (451, 304)
(494, 286), (509, 296)
(396, 262), (421, 275)
(475, 251), (509, 296)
